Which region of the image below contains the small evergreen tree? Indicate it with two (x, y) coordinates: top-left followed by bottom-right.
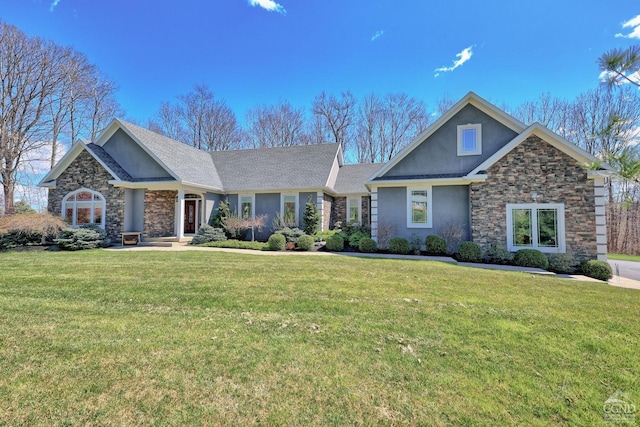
(303, 196), (321, 235)
(211, 200), (231, 236)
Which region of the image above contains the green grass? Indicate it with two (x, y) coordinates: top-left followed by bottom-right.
(198, 239), (268, 250)
(608, 253), (640, 262)
(0, 250), (638, 425)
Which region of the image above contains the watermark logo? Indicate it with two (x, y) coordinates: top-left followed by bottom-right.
(603, 390), (636, 424)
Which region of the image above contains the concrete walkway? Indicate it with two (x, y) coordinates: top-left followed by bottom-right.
(105, 243), (640, 290)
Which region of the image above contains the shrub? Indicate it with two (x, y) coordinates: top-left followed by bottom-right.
(344, 223), (370, 237)
(439, 221), (467, 254)
(348, 231), (369, 248)
(376, 222), (395, 250)
(388, 238), (410, 255)
(581, 260), (613, 281)
(547, 253), (579, 274)
(303, 196), (321, 235)
(358, 237), (378, 253)
(275, 227), (306, 244)
(272, 212), (297, 231)
(268, 233), (286, 251)
(456, 241), (483, 263)
(513, 249), (549, 270)
(315, 230), (337, 241)
(211, 201), (231, 231)
(190, 225), (227, 245)
(325, 235), (344, 252)
(297, 234), (315, 251)
(409, 234), (422, 255)
(485, 242), (513, 265)
(0, 212), (67, 248)
(55, 224), (111, 251)
(425, 235), (447, 255)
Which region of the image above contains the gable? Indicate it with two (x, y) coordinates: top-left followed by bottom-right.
(102, 129), (173, 180)
(382, 104), (519, 179)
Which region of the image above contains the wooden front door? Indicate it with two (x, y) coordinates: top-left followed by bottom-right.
(184, 200), (197, 234)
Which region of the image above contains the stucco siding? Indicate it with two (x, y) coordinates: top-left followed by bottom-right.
(102, 129), (172, 179)
(383, 105), (519, 177)
(376, 185), (469, 241)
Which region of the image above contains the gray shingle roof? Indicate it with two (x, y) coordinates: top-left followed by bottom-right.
(85, 143), (134, 181)
(334, 163), (383, 194)
(211, 143), (341, 192)
(117, 120), (224, 190)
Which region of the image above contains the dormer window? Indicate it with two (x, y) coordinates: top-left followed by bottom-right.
(457, 124), (482, 156)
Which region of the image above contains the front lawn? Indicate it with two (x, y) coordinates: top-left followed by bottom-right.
(0, 251), (638, 425)
(609, 253), (640, 262)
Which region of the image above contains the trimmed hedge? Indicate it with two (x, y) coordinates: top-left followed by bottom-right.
(456, 241), (483, 263)
(547, 253), (578, 274)
(581, 260), (612, 281)
(388, 238), (410, 255)
(202, 240), (268, 250)
(348, 231), (369, 248)
(358, 237), (378, 253)
(485, 242), (513, 265)
(297, 235), (315, 251)
(425, 235), (447, 255)
(268, 233), (286, 251)
(325, 235), (344, 252)
(513, 249), (549, 270)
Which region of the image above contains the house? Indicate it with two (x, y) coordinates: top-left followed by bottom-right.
(39, 119), (379, 242)
(367, 92), (613, 261)
(39, 92), (612, 261)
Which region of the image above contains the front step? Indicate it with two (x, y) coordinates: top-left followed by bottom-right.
(124, 236), (193, 248)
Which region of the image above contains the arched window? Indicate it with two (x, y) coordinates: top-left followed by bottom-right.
(62, 189), (106, 228)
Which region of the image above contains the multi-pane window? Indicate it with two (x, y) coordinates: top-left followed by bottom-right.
(62, 189), (105, 228)
(407, 187), (432, 228)
(346, 197), (361, 224)
(506, 203), (565, 252)
(457, 124), (482, 156)
(240, 195), (254, 220)
(282, 194), (298, 224)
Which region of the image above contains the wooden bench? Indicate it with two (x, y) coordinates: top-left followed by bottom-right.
(121, 232), (143, 246)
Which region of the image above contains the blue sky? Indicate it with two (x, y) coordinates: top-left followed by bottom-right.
(2, 0), (639, 123)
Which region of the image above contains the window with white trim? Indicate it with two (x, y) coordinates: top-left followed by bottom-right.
(346, 197), (361, 224)
(407, 187), (432, 228)
(457, 124), (482, 156)
(239, 194), (255, 220)
(281, 193), (298, 224)
(506, 203), (565, 253)
(62, 188), (106, 228)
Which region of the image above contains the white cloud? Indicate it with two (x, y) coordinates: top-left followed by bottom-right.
(434, 46), (474, 77)
(599, 69), (640, 85)
(49, 0), (62, 12)
(248, 0), (286, 15)
(615, 14), (640, 39)
(371, 30), (384, 42)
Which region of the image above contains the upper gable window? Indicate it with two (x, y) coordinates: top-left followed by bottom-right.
(457, 124), (482, 156)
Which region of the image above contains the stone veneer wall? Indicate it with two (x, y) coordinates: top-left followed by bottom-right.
(48, 150), (125, 241)
(331, 196), (371, 228)
(322, 194), (333, 231)
(144, 190), (176, 237)
(470, 135), (597, 261)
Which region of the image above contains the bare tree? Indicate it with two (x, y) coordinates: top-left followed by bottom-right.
(0, 22), (69, 214)
(312, 91), (357, 151)
(354, 92), (429, 163)
(246, 100), (307, 147)
(153, 84), (243, 151)
(512, 93), (572, 138)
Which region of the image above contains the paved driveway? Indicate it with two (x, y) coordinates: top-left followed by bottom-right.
(608, 259), (640, 282)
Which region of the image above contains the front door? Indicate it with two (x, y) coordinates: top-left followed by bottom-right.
(184, 200), (197, 234)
